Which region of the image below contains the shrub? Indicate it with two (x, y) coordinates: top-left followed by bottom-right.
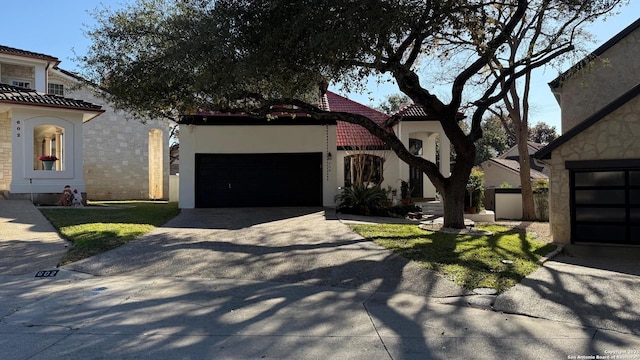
(335, 185), (388, 216)
(467, 168), (485, 211)
(533, 178), (549, 220)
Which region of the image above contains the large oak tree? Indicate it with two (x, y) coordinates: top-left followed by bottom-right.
(81, 0), (624, 228)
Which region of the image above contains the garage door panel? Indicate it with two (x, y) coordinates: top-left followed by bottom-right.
(575, 207), (626, 222)
(575, 224), (627, 243)
(196, 153), (322, 208)
(571, 167), (638, 244)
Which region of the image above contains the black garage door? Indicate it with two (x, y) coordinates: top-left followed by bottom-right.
(571, 168), (640, 244)
(195, 153), (323, 207)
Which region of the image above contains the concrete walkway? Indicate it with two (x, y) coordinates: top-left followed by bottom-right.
(0, 199), (69, 275)
(1, 200), (640, 359)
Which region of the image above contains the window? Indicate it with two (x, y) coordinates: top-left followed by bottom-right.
(344, 154), (384, 187)
(12, 80), (31, 89)
(48, 83), (64, 96)
(33, 125), (64, 171)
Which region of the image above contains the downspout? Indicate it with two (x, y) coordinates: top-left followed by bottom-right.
(45, 61), (53, 93)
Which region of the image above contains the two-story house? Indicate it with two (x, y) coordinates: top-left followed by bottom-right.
(0, 45), (170, 204)
(535, 18), (640, 245)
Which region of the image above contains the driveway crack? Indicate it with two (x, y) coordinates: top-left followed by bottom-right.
(362, 290), (394, 360)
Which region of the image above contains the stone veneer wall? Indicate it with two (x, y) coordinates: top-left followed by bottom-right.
(0, 111), (11, 191)
(549, 95), (640, 243)
(50, 75), (170, 200)
(556, 27), (640, 133)
(0, 64), (34, 85)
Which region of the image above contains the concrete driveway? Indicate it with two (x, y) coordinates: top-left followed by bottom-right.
(3, 204), (640, 358)
(65, 207), (465, 298)
(494, 244), (640, 336)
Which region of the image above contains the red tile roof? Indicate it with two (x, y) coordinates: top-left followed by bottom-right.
(0, 83), (103, 111)
(393, 103), (439, 119)
(323, 91), (390, 148)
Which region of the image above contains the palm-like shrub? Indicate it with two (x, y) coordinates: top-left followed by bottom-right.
(335, 185), (388, 215)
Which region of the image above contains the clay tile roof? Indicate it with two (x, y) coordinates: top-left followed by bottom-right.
(393, 104), (439, 119)
(0, 83), (102, 111)
(324, 91), (390, 148)
(0, 44), (59, 63)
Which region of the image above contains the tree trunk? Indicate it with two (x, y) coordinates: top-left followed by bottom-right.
(439, 143), (475, 229)
(518, 140), (536, 220)
(441, 174), (468, 228)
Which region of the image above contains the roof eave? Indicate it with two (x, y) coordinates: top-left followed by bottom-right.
(0, 100), (104, 114)
(549, 17), (640, 89)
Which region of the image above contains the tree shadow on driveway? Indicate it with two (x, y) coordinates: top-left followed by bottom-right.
(494, 244), (640, 339)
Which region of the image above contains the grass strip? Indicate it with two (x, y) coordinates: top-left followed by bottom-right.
(349, 223), (556, 292)
(40, 201), (180, 265)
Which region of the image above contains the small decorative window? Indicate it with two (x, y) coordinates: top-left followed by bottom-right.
(344, 154), (384, 187)
(33, 125), (64, 171)
(12, 80), (31, 89)
(48, 83), (64, 96)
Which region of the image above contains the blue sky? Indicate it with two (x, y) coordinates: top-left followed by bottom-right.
(1, 1), (638, 131)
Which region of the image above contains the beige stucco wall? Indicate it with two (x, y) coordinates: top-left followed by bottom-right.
(10, 107), (86, 194)
(555, 27), (640, 132)
(548, 95), (640, 243)
(0, 111), (11, 191)
(481, 163), (522, 188)
(50, 73), (171, 200)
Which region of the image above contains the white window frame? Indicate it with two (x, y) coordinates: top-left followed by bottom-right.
(11, 80), (31, 89)
(47, 83), (64, 96)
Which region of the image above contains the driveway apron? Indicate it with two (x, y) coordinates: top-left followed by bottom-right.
(494, 244), (640, 335)
(65, 207), (466, 298)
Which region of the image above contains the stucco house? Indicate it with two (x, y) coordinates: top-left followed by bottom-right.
(0, 45), (170, 203)
(480, 142), (548, 189)
(177, 91), (451, 209)
(535, 18), (640, 245)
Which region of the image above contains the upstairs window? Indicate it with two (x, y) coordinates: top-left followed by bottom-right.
(48, 83), (64, 96)
(12, 80), (31, 89)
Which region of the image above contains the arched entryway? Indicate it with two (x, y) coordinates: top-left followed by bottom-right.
(148, 129), (164, 200)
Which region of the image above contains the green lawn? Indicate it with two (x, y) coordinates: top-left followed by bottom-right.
(349, 223), (556, 292)
(40, 201), (180, 265)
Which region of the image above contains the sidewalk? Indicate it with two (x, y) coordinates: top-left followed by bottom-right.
(2, 271), (639, 359)
(0, 199), (69, 275)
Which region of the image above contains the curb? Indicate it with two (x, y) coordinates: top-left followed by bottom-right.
(537, 244), (564, 265)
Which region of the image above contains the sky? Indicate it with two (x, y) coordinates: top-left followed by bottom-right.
(1, 0), (638, 132)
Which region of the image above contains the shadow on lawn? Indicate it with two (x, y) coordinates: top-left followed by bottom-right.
(358, 224), (556, 291)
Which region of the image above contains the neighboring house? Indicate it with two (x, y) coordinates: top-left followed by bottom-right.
(480, 142), (548, 189)
(177, 90), (452, 208)
(0, 45), (170, 203)
(535, 18), (640, 245)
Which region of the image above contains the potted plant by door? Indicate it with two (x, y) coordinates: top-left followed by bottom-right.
(400, 180), (413, 206)
(38, 155), (58, 170)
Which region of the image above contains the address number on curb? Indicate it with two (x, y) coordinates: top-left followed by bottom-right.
(35, 270), (59, 278)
